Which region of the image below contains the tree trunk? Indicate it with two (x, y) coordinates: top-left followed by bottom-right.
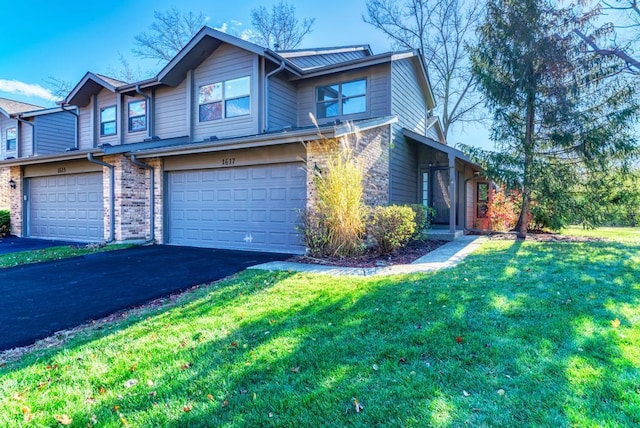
(516, 72), (537, 239)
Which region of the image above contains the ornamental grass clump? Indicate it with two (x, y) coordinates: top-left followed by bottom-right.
(312, 139), (368, 257)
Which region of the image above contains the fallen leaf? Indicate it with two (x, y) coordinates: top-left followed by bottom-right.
(120, 415), (130, 427)
(291, 366), (300, 373)
(129, 363), (138, 372)
(398, 357), (407, 364)
(124, 379), (138, 388)
(455, 336), (464, 344)
(207, 394), (214, 401)
(372, 364), (379, 371)
(99, 387), (107, 395)
(147, 379), (154, 387)
(113, 405), (120, 412)
(54, 414), (73, 425)
(222, 399), (229, 407)
(415, 324), (422, 329)
(230, 341), (238, 348)
(183, 405), (193, 412)
(86, 397), (96, 404)
(268, 412), (274, 418)
(180, 362), (192, 370)
(611, 318), (621, 328)
(21, 406), (33, 422)
(149, 391), (157, 397)
(353, 398), (364, 413)
(497, 388), (506, 396)
(463, 390), (471, 397)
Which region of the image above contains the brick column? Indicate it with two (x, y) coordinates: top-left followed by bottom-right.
(8, 166), (23, 237)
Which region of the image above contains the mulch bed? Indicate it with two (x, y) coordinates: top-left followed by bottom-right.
(288, 239), (449, 268)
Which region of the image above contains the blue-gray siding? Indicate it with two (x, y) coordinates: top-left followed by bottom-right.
(389, 58), (430, 204)
(268, 75), (297, 130)
(34, 111), (75, 155)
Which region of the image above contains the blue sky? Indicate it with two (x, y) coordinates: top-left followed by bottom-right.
(0, 0), (490, 148)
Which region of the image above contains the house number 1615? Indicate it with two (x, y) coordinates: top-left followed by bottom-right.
(221, 158), (235, 166)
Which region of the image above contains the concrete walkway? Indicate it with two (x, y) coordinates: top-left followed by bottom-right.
(251, 235), (487, 277)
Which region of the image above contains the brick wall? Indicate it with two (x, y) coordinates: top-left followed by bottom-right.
(8, 166), (22, 236)
(0, 167), (10, 211)
(306, 125), (390, 210)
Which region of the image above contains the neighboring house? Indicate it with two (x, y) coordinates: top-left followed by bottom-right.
(0, 98), (48, 210)
(0, 27), (488, 253)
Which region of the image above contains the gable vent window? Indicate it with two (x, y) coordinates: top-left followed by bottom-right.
(5, 127), (17, 151)
(128, 100), (146, 132)
(199, 76), (251, 122)
(100, 105), (116, 136)
(316, 78), (367, 119)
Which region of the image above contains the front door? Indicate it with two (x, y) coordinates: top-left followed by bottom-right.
(431, 167), (450, 224)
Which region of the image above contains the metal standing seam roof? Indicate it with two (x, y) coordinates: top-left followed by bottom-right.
(279, 50), (372, 70)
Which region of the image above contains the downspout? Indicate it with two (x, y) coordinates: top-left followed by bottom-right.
(264, 61), (286, 132)
(15, 116), (34, 156)
(87, 153), (115, 243)
(134, 85), (153, 139)
(60, 106), (79, 149)
(129, 154), (155, 243)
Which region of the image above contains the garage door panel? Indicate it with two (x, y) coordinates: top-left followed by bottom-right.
(168, 163), (305, 253)
(29, 172), (104, 242)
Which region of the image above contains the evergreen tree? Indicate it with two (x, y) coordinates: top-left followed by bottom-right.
(466, 0), (638, 237)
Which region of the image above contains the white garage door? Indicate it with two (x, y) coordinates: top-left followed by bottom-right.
(168, 163), (306, 253)
(29, 173), (104, 241)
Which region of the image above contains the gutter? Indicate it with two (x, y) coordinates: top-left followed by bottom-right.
(87, 153), (115, 243)
(129, 155), (155, 243)
(264, 61), (286, 132)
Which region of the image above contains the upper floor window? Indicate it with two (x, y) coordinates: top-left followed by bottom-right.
(199, 76), (251, 122)
(128, 100), (146, 132)
(5, 127), (17, 151)
(316, 78), (367, 119)
(100, 106), (116, 136)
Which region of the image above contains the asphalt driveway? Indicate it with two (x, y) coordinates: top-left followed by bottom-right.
(0, 245), (290, 351)
(0, 235), (80, 255)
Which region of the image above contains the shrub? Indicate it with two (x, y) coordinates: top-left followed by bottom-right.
(369, 205), (416, 255)
(407, 204), (436, 240)
(487, 187), (519, 232)
(0, 210), (9, 237)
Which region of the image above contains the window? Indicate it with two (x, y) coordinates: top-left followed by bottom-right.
(422, 171), (429, 206)
(316, 78), (367, 119)
(477, 182), (489, 218)
(100, 106), (116, 136)
(5, 127), (16, 151)
(128, 100), (146, 132)
(199, 76), (251, 122)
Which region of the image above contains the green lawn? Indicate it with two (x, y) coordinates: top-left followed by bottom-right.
(0, 244), (134, 268)
(1, 232), (638, 426)
(560, 225), (640, 243)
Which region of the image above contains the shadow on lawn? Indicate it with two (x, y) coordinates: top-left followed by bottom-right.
(2, 239), (639, 426)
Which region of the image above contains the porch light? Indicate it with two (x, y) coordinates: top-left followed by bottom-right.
(8, 179), (16, 189)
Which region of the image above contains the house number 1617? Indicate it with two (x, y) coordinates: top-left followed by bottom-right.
(221, 158), (235, 166)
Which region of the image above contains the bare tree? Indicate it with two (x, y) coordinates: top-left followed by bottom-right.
(573, 1), (640, 74)
(44, 76), (74, 102)
(133, 7), (206, 63)
(250, 1), (315, 50)
(363, 0), (484, 139)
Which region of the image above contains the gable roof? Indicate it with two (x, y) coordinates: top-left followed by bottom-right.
(0, 97), (44, 118)
(158, 26), (289, 86)
(64, 72), (127, 107)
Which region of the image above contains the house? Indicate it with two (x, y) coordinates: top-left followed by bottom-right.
(0, 27), (489, 253)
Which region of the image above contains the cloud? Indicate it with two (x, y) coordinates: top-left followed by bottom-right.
(0, 79), (57, 102)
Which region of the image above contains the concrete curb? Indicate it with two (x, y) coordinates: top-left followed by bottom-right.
(250, 235), (487, 277)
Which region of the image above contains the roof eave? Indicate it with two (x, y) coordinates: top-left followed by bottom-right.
(0, 148), (103, 167)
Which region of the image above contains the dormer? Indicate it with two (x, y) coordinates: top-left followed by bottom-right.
(0, 97), (43, 160)
(64, 72), (127, 149)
